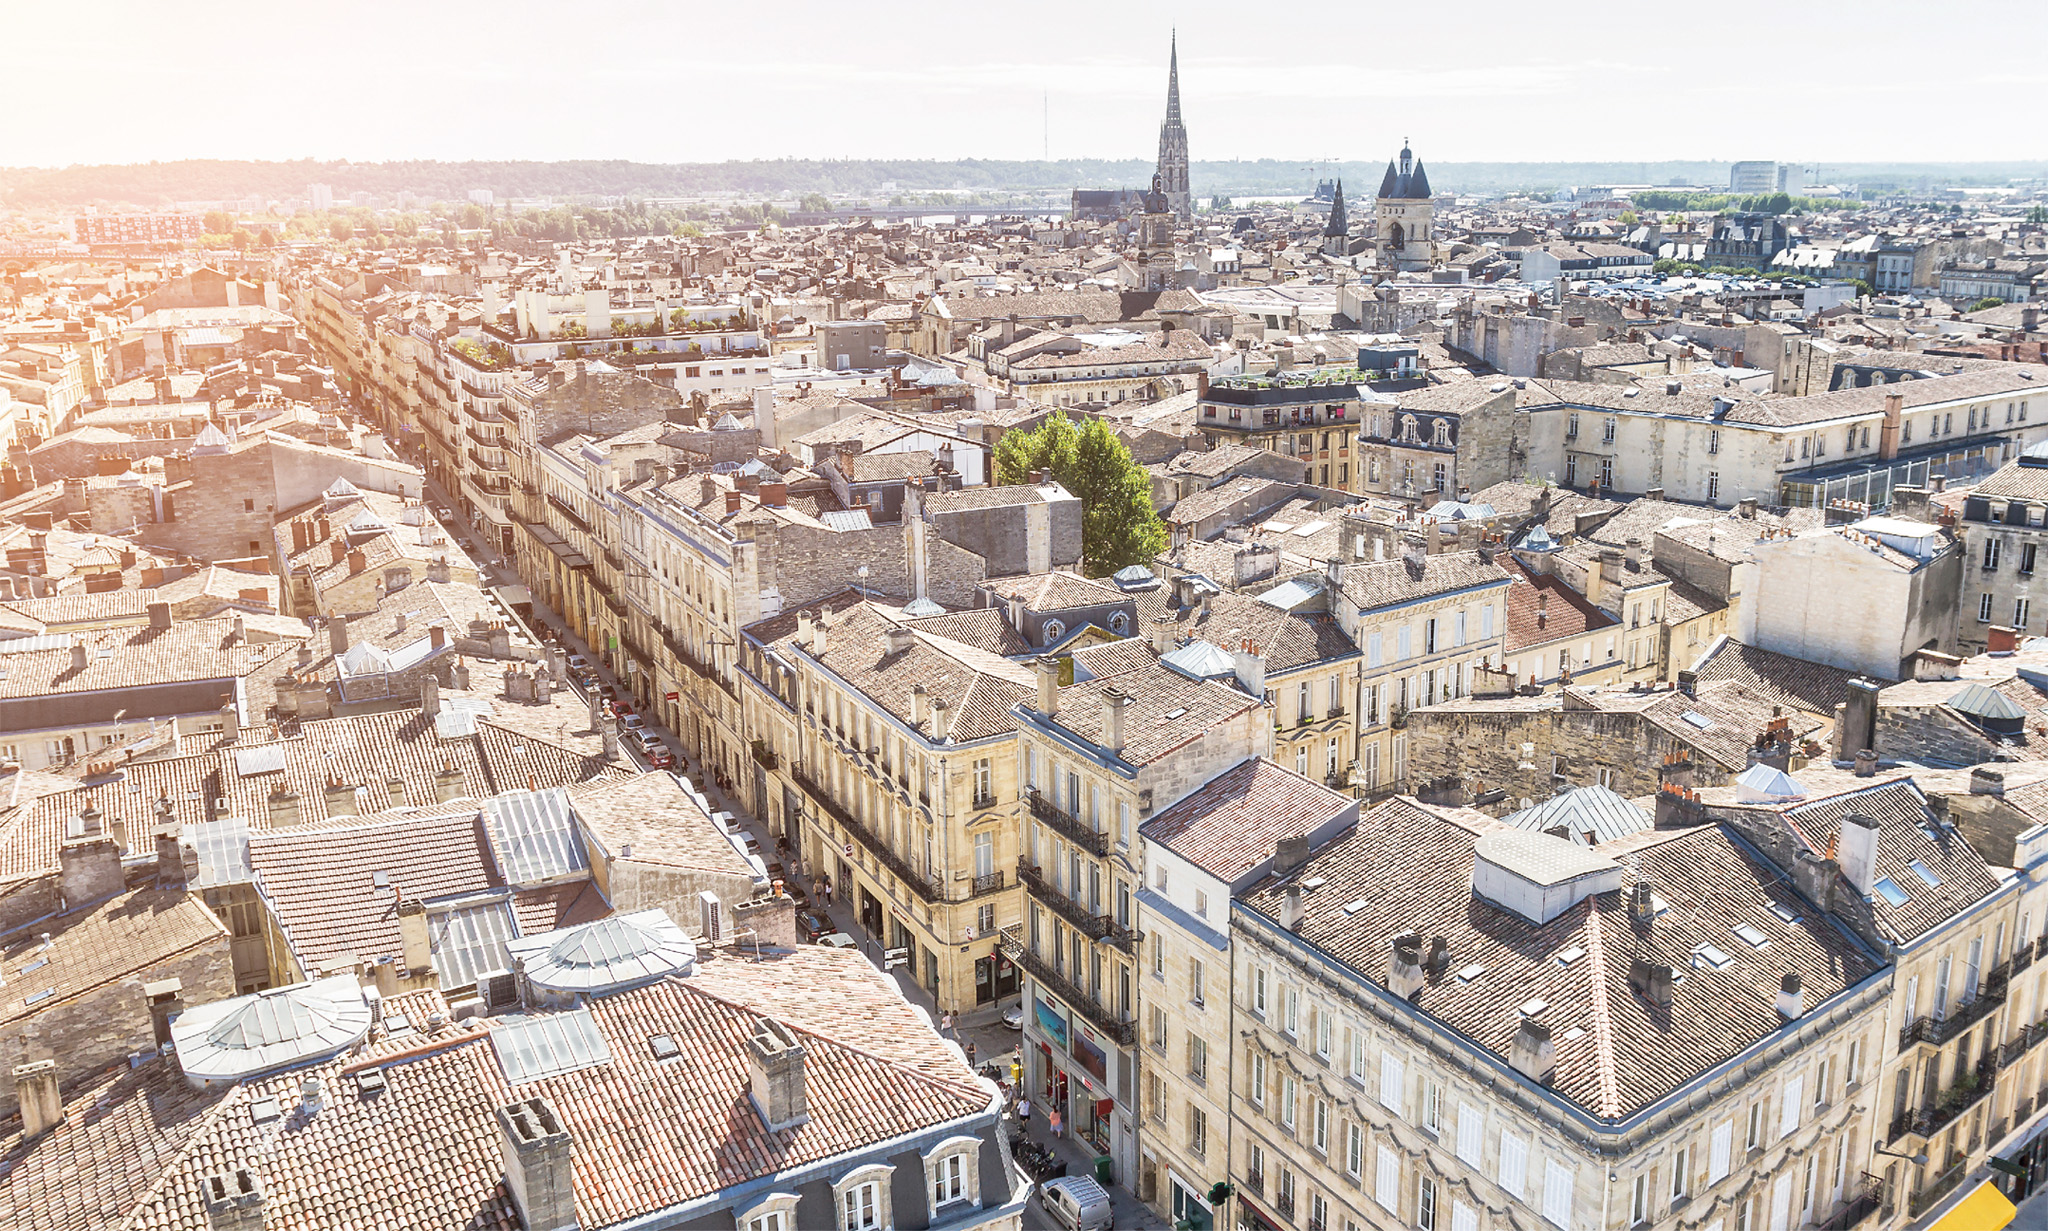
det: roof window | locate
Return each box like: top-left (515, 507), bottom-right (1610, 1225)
top-left (1691, 943), bottom-right (1735, 971)
top-left (1732, 923), bottom-right (1770, 950)
top-left (1455, 963), bottom-right (1486, 982)
top-left (1556, 946), bottom-right (1586, 967)
top-left (1873, 877), bottom-right (1911, 907)
top-left (1908, 860), bottom-right (1942, 889)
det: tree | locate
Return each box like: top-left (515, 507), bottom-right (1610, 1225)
top-left (994, 414), bottom-right (1166, 577)
top-left (255, 227), bottom-right (277, 249)
top-left (1617, 210), bottom-right (1638, 227)
top-left (202, 210), bottom-right (233, 235)
top-left (1209, 193), bottom-right (1232, 211)
top-left (328, 218), bottom-right (353, 242)
top-left (1970, 297), bottom-right (2007, 313)
top-left (230, 227), bottom-right (252, 249)
top-left (2030, 206), bottom-right (2048, 225)
top-left (799, 192), bottom-right (831, 212)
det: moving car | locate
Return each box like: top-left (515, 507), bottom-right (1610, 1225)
top-left (1002, 1002), bottom-right (1025, 1030)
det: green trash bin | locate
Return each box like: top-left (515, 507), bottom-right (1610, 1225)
top-left (1093, 1155), bottom-right (1114, 1186)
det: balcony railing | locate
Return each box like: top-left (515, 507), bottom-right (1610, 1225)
top-left (1891, 1057), bottom-right (1998, 1143)
top-left (1026, 788), bottom-right (1109, 856)
top-left (466, 447), bottom-right (510, 474)
top-left (969, 870), bottom-right (1006, 898)
top-left (997, 926), bottom-right (1135, 1047)
top-left (1242, 1169), bottom-right (1263, 1197)
top-left (1018, 861), bottom-right (1115, 941)
top-left (1275, 1190), bottom-right (1295, 1220)
top-left (1900, 976), bottom-right (2006, 1050)
top-left (1908, 1160), bottom-right (1969, 1219)
top-left (749, 739), bottom-right (780, 771)
top-left (1816, 1178), bottom-right (1883, 1231)
top-left (792, 764), bottom-right (944, 905)
top-left (1999, 1018), bottom-right (2048, 1068)
top-left (661, 624), bottom-right (737, 700)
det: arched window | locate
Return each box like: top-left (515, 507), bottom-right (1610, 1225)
top-left (1109, 611), bottom-right (1131, 636)
top-left (1042, 619), bottom-right (1066, 645)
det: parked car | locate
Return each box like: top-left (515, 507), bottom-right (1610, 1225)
top-left (566, 654), bottom-right (591, 674)
top-left (779, 881), bottom-right (811, 911)
top-left (818, 932), bottom-right (858, 950)
top-left (1002, 1003), bottom-right (1024, 1030)
top-left (620, 712), bottom-right (646, 732)
top-left (797, 911), bottom-right (835, 943)
top-left (1039, 1176), bottom-right (1113, 1231)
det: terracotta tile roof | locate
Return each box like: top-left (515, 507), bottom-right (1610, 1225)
top-left (0, 886), bottom-right (228, 1030)
top-left (1775, 779), bottom-right (2005, 944)
top-left (1041, 661), bottom-right (1258, 766)
top-left (0, 617), bottom-right (301, 700)
top-left (977, 570), bottom-right (1121, 611)
top-left (565, 773), bottom-right (757, 878)
top-left (0, 1058), bottom-right (221, 1231)
top-left (896, 607), bottom-right (1029, 658)
top-left (795, 602), bottom-right (1035, 743)
top-left (1245, 798), bottom-right (1881, 1119)
top-left (1336, 549), bottom-right (1511, 612)
top-left (1141, 757), bottom-right (1355, 883)
top-left (92, 947), bottom-right (993, 1230)
top-left (1689, 640), bottom-right (1858, 718)
top-left (1134, 586), bottom-right (1359, 676)
top-left (1498, 556), bottom-right (1617, 653)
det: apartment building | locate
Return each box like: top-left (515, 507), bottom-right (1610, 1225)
top-left (1008, 654), bottom-right (1272, 1186)
top-left (1136, 758), bottom-right (1358, 1229)
top-left (1197, 371), bottom-right (1387, 494)
top-left (1951, 446), bottom-right (2048, 654)
top-left (1227, 796), bottom-right (1892, 1231)
top-left (748, 599), bottom-right (1030, 1013)
top-left (1328, 543), bottom-right (1512, 796)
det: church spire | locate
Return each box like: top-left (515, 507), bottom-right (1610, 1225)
top-left (1324, 179), bottom-right (1347, 238)
top-left (1164, 31), bottom-right (1182, 126)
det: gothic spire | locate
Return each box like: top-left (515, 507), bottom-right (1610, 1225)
top-left (1324, 179), bottom-right (1347, 237)
top-left (1164, 30), bottom-right (1182, 126)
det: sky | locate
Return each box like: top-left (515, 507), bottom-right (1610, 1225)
top-left (7, 0), bottom-right (2043, 169)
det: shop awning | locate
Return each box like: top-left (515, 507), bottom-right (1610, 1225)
top-left (1927, 1179), bottom-right (2017, 1231)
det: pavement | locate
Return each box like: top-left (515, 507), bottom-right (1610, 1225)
top-left (423, 476), bottom-right (1171, 1229)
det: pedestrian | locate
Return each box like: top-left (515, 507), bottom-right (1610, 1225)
top-left (940, 1010), bottom-right (954, 1038)
top-left (1017, 1096), bottom-right (1031, 1125)
top-left (1049, 1107), bottom-right (1063, 1139)
top-left (965, 1039), bottom-right (977, 1067)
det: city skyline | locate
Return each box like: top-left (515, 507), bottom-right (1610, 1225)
top-left (8, 0), bottom-right (2045, 170)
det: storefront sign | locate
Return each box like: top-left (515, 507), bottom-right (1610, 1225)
top-left (1033, 997), bottom-right (1069, 1051)
top-left (1070, 1028), bottom-right (1108, 1084)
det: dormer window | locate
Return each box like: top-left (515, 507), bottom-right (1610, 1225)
top-left (737, 1192), bottom-right (801, 1231)
top-left (833, 1165), bottom-right (893, 1231)
top-left (926, 1134), bottom-right (983, 1211)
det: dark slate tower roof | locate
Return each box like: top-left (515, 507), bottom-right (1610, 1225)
top-left (1378, 141), bottom-right (1433, 201)
top-left (1323, 179), bottom-right (1348, 237)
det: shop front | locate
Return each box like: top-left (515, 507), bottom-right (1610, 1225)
top-left (974, 950), bottom-right (1020, 1004)
top-left (1018, 989), bottom-right (1135, 1186)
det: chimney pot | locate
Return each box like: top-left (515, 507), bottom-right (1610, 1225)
top-left (1388, 931), bottom-right (1425, 999)
top-left (1509, 1018), bottom-right (1555, 1083)
top-left (1775, 971), bottom-right (1806, 1020)
top-left (1035, 657), bottom-right (1061, 716)
top-left (13, 1060), bottom-right (62, 1139)
top-left (200, 1167), bottom-right (266, 1231)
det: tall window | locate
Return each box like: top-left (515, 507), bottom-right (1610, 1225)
top-left (1190, 958), bottom-right (1205, 1005)
top-left (973, 831), bottom-right (994, 880)
top-left (972, 758), bottom-right (992, 803)
top-left (842, 1182), bottom-right (879, 1231)
top-left (1419, 1177), bottom-right (1439, 1231)
top-left (1498, 1132), bottom-right (1528, 1198)
top-left (1985, 538), bottom-right (2003, 569)
top-left (933, 1155), bottom-right (965, 1207)
top-left (1250, 1052), bottom-right (1267, 1106)
top-left (1543, 1160), bottom-right (1574, 1228)
top-left (1347, 1122), bottom-right (1364, 1176)
top-left (1281, 1076), bottom-right (1298, 1129)
top-left (1189, 1105), bottom-right (1207, 1154)
top-left (1252, 966), bottom-right (1267, 1014)
top-left (1313, 1098), bottom-right (1330, 1153)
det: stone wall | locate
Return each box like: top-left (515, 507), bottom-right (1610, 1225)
top-left (1405, 704), bottom-right (1739, 806)
top-left (1875, 703), bottom-right (1997, 768)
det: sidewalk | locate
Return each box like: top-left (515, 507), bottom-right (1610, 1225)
top-left (1010, 1110), bottom-right (1171, 1230)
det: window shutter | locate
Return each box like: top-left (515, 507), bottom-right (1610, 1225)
top-left (1457, 1103), bottom-right (1482, 1165)
top-left (1379, 1049), bottom-right (1404, 1112)
top-left (1543, 1160), bottom-right (1574, 1228)
top-left (1499, 1131), bottom-right (1529, 1197)
top-left (1376, 1144), bottom-right (1400, 1212)
top-left (1452, 1201), bottom-right (1479, 1231)
top-left (1778, 1077), bottom-right (1802, 1139)
top-left (1709, 1120), bottom-right (1733, 1183)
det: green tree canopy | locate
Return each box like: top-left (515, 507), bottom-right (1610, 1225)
top-left (202, 209), bottom-right (233, 234)
top-left (1970, 297), bottom-right (2007, 313)
top-left (993, 413), bottom-right (1166, 577)
top-left (799, 192), bottom-right (831, 212)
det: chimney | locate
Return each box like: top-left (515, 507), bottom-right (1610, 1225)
top-left (931, 698), bottom-right (953, 742)
top-left (1278, 884), bottom-right (1305, 931)
top-left (13, 1060), bottom-right (62, 1139)
top-left (148, 601), bottom-right (173, 630)
top-left (220, 697), bottom-right (241, 741)
top-left (200, 1167), bottom-right (267, 1231)
top-left (1101, 687), bottom-right (1132, 755)
top-left (1775, 972), bottom-right (1805, 1021)
top-left (1971, 767), bottom-right (2006, 797)
top-left (1629, 956), bottom-right (1676, 1007)
top-left (1843, 679), bottom-right (1881, 761)
top-left (1274, 834), bottom-right (1310, 876)
top-left (323, 776), bottom-right (357, 817)
top-left (1630, 878), bottom-right (1656, 927)
top-left (809, 611), bottom-right (827, 656)
top-left (433, 760), bottom-right (466, 804)
top-left (1837, 814), bottom-right (1880, 895)
top-left (59, 832), bottom-right (123, 908)
top-left (724, 490), bottom-right (742, 515)
top-left (1880, 391), bottom-right (1903, 460)
top-left (146, 977), bottom-right (185, 1045)
top-left (347, 549), bottom-right (367, 574)
top-left (398, 897), bottom-right (432, 975)
top-left (266, 783), bottom-right (303, 827)
top-left (1624, 537), bottom-right (1644, 569)
top-left (420, 673), bottom-right (442, 717)
top-left (1035, 657), bottom-right (1060, 715)
top-left (910, 683), bottom-right (929, 728)
top-left (1401, 533), bottom-right (1427, 573)
top-left (885, 626), bottom-right (913, 656)
top-left (1737, 497), bottom-right (1757, 519)
top-left (497, 1096), bottom-right (579, 1231)
top-left (1150, 613), bottom-right (1176, 654)
top-left (330, 617), bottom-right (350, 656)
top-left (1987, 625), bottom-right (2020, 654)
top-left (1509, 1018), bottom-right (1555, 1083)
top-left (69, 642), bottom-right (87, 673)
top-left (1793, 850), bottom-right (1838, 912)
top-left (1387, 931), bottom-right (1425, 1000)
top-left (1853, 747), bottom-right (1878, 778)
top-left (746, 1018), bottom-right (811, 1131)
top-left (1643, 487), bottom-right (1664, 502)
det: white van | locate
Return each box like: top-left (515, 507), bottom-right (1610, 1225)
top-left (1039, 1175), bottom-right (1113, 1231)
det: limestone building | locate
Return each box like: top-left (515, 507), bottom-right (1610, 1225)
top-left (1375, 143), bottom-right (1436, 273)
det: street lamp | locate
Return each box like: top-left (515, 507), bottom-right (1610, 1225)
top-left (1873, 1146), bottom-right (1929, 1166)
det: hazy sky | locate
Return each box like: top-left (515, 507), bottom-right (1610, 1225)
top-left (8, 0), bottom-right (2042, 168)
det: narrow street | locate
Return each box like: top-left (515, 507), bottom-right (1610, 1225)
top-left (420, 476), bottom-right (1170, 1228)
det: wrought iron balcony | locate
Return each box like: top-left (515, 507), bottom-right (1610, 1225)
top-left (659, 624), bottom-right (736, 700)
top-left (968, 870), bottom-right (1006, 898)
top-left (792, 764), bottom-right (944, 905)
top-left (1908, 1160), bottom-right (1968, 1219)
top-left (1900, 978), bottom-right (2006, 1050)
top-left (1815, 1179), bottom-right (1883, 1231)
top-left (997, 926), bottom-right (1135, 1047)
top-left (1017, 861), bottom-right (1115, 941)
top-left (1026, 788), bottom-right (1109, 856)
top-left (749, 739), bottom-right (779, 771)
top-left (1890, 1056), bottom-right (1997, 1143)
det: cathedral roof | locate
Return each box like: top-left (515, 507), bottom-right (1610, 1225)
top-left (1378, 145), bottom-right (1433, 201)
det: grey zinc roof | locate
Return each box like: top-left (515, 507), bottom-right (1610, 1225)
top-left (168, 974), bottom-right (374, 1082)
top-left (505, 908), bottom-right (698, 994)
top-left (1499, 786), bottom-right (1652, 845)
top-left (490, 1005), bottom-right (615, 1083)
top-left (484, 788), bottom-right (589, 885)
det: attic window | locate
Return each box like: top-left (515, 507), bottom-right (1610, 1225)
top-left (17, 956), bottom-right (48, 976)
top-left (1692, 942), bottom-right (1735, 971)
top-left (1519, 998), bottom-right (1549, 1017)
top-left (649, 1033), bottom-right (680, 1061)
top-left (1342, 898), bottom-right (1369, 915)
top-left (1561, 1027), bottom-right (1587, 1042)
top-left (249, 1096), bottom-right (282, 1123)
top-left (1163, 707), bottom-right (1188, 721)
top-left (1732, 923), bottom-right (1771, 950)
top-left (383, 1012), bottom-right (413, 1035)
top-left (1908, 860), bottom-right (1942, 889)
top-left (1767, 902), bottom-right (1802, 925)
top-left (1455, 963), bottom-right (1486, 983)
top-left (23, 986), bottom-right (54, 1006)
top-left (1556, 946), bottom-right (1586, 966)
top-left (1873, 877), bottom-right (1911, 907)
top-left (1681, 711), bottom-right (1714, 730)
top-left (372, 870), bottom-right (390, 890)
top-left (1300, 877), bottom-right (1326, 892)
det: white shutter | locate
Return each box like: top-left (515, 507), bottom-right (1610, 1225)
top-left (1482, 604), bottom-right (1495, 639)
top-left (1452, 1201), bottom-right (1479, 1231)
top-left (1542, 1160), bottom-right (1574, 1228)
top-left (1779, 1077), bottom-right (1802, 1139)
top-left (1769, 1173), bottom-right (1793, 1231)
top-left (1457, 1103), bottom-right (1482, 1165)
top-left (1379, 1049), bottom-right (1405, 1113)
top-left (1499, 1131), bottom-right (1529, 1198)
top-left (1709, 1120), bottom-right (1733, 1183)
top-left (1368, 631), bottom-right (1383, 666)
top-left (1376, 1144), bottom-right (1400, 1212)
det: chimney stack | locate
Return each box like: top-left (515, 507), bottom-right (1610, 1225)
top-left (147, 601), bottom-right (173, 630)
top-left (398, 897), bottom-right (432, 975)
top-left (1035, 657), bottom-right (1060, 716)
top-left (1509, 1018), bottom-right (1555, 1083)
top-left (931, 698), bottom-right (953, 742)
top-left (497, 1097), bottom-right (579, 1231)
top-left (1278, 884), bottom-right (1304, 931)
top-left (13, 1060), bottom-right (62, 1139)
top-left (330, 617), bottom-right (350, 656)
top-left (910, 683), bottom-right (929, 729)
top-left (200, 1167), bottom-right (267, 1231)
top-left (746, 1018), bottom-right (811, 1131)
top-left (1837, 813), bottom-right (1880, 896)
top-left (1150, 613), bottom-right (1176, 655)
top-left (1101, 687), bottom-right (1132, 755)
top-left (1971, 767), bottom-right (2006, 797)
top-left (1387, 931), bottom-right (1425, 1000)
top-left (1775, 972), bottom-right (1805, 1020)
top-left (885, 626), bottom-right (913, 656)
